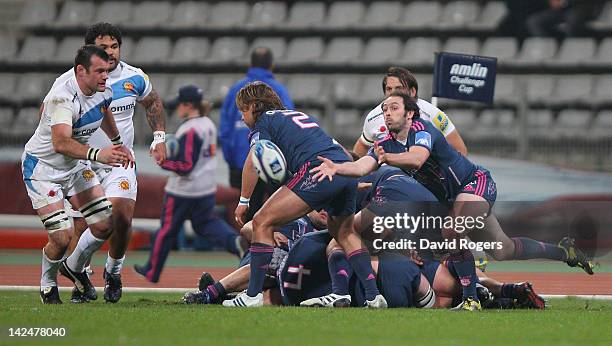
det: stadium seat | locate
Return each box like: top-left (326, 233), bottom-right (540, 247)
top-left (146, 74), bottom-right (172, 99)
top-left (362, 2), bottom-right (403, 28)
top-left (130, 37), bottom-right (172, 64)
top-left (284, 38), bottom-right (324, 63)
top-left (18, 37), bottom-right (56, 63)
top-left (525, 76), bottom-right (556, 104)
top-left (551, 38), bottom-right (596, 66)
top-left (472, 109), bottom-right (517, 138)
top-left (95, 2), bottom-right (133, 25)
top-left (469, 1), bottom-right (507, 29)
top-left (54, 37), bottom-right (83, 64)
top-left (19, 0), bottom-right (56, 27)
top-left (591, 111), bottom-right (612, 138)
top-left (481, 38), bottom-right (518, 63)
top-left (129, 1), bottom-right (172, 28)
top-left (445, 109), bottom-right (476, 130)
top-left (117, 37), bottom-right (135, 62)
top-left (322, 38), bottom-right (363, 64)
top-left (207, 37), bottom-right (248, 64)
top-left (0, 107), bottom-right (14, 128)
top-left (287, 75), bottom-right (325, 103)
top-left (168, 74), bottom-right (209, 101)
top-left (247, 2), bottom-right (287, 27)
top-left (332, 109), bottom-right (362, 135)
top-left (13, 107), bottom-right (40, 135)
top-left (400, 2), bottom-right (442, 28)
top-left (324, 2), bottom-right (365, 28)
top-left (514, 38), bottom-right (558, 65)
top-left (554, 110), bottom-right (592, 137)
top-left (54, 1), bottom-right (95, 27)
top-left (493, 75), bottom-right (519, 104)
top-left (285, 2), bottom-right (325, 28)
top-left (415, 74), bottom-right (433, 100)
top-left (207, 74), bottom-right (242, 101)
top-left (15, 74), bottom-right (54, 102)
top-left (399, 37), bottom-right (441, 66)
top-left (591, 38), bottom-right (612, 65)
top-left (438, 1), bottom-right (480, 29)
top-left (207, 2), bottom-right (250, 28)
top-left (593, 76), bottom-right (612, 105)
top-left (250, 38), bottom-right (287, 63)
top-left (0, 35), bottom-right (18, 62)
top-left (360, 76), bottom-right (384, 104)
top-left (170, 38), bottom-right (210, 64)
top-left (362, 38), bottom-right (402, 64)
top-left (589, 1), bottom-right (612, 29)
top-left (168, 1), bottom-right (209, 28)
top-left (331, 75), bottom-right (362, 102)
top-left (443, 38), bottom-right (480, 55)
top-left (549, 76), bottom-right (593, 105)
top-left (526, 109), bottom-right (554, 137)
top-left (0, 74), bottom-right (17, 102)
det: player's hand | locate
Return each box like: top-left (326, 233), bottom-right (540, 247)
top-left (150, 141), bottom-right (166, 165)
top-left (409, 250), bottom-right (424, 266)
top-left (273, 232), bottom-right (288, 247)
top-left (357, 182), bottom-right (372, 191)
top-left (374, 144), bottom-right (388, 165)
top-left (97, 145), bottom-right (130, 167)
top-left (235, 204), bottom-right (249, 228)
top-left (310, 156), bottom-right (337, 182)
top-left (117, 145), bottom-right (136, 169)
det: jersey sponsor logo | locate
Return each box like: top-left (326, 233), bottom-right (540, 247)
top-left (110, 102), bottom-right (136, 114)
top-left (415, 131), bottom-right (432, 149)
top-left (367, 112), bottom-right (383, 122)
top-left (433, 112), bottom-right (449, 132)
top-left (82, 169), bottom-right (95, 182)
top-left (119, 180), bottom-right (130, 190)
top-left (73, 127), bottom-right (97, 137)
top-left (449, 63), bottom-right (488, 78)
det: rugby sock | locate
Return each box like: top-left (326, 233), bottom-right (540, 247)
top-left (40, 248), bottom-right (61, 288)
top-left (206, 282), bottom-right (227, 303)
top-left (328, 250), bottom-right (352, 295)
top-left (448, 249), bottom-right (478, 301)
top-left (347, 248), bottom-right (379, 301)
top-left (105, 253), bottom-right (125, 275)
top-left (500, 283), bottom-right (519, 299)
top-left (512, 237), bottom-right (566, 261)
top-left (246, 242), bottom-right (274, 297)
top-left (66, 228), bottom-right (105, 273)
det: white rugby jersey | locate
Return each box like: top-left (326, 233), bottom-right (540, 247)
top-left (50, 61), bottom-right (152, 150)
top-left (25, 73), bottom-right (113, 170)
top-left (360, 98), bottom-right (457, 145)
top-left (163, 116), bottom-right (218, 197)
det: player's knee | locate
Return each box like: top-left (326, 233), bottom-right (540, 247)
top-left (40, 209), bottom-right (71, 235)
top-left (487, 247), bottom-right (513, 261)
top-left (79, 196), bottom-right (113, 227)
top-left (252, 212), bottom-right (274, 234)
top-left (47, 228), bottom-right (71, 251)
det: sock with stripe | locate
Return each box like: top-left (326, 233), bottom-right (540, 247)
top-left (205, 282), bottom-right (227, 303)
top-left (512, 237), bottom-right (566, 261)
top-left (347, 248), bottom-right (379, 301)
top-left (448, 249), bottom-right (478, 301)
top-left (328, 250), bottom-right (353, 295)
top-left (246, 242), bottom-right (274, 297)
top-left (500, 283), bottom-right (519, 299)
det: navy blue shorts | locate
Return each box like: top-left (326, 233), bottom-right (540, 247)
top-left (420, 260), bottom-right (441, 287)
top-left (286, 161), bottom-right (357, 217)
top-left (459, 167), bottom-right (497, 208)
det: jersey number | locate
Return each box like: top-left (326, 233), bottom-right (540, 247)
top-left (282, 265), bottom-right (311, 290)
top-left (281, 111), bottom-right (319, 129)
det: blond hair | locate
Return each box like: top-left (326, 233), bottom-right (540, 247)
top-left (235, 81), bottom-right (285, 120)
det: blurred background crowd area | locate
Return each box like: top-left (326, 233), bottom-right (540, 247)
top-left (1, 0), bottom-right (612, 170)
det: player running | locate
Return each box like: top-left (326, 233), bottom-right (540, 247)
top-left (223, 81), bottom-right (386, 308)
top-left (56, 23), bottom-right (166, 303)
top-left (22, 45), bottom-right (134, 304)
top-left (353, 67), bottom-right (467, 157)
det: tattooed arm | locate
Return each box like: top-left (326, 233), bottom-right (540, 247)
top-left (139, 88), bottom-right (167, 165)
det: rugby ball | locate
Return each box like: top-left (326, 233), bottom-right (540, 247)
top-left (165, 134), bottom-right (179, 160)
top-left (252, 139), bottom-right (287, 185)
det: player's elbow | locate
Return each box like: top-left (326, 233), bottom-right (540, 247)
top-left (51, 137), bottom-right (69, 155)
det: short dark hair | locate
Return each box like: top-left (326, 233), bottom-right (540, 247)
top-left (382, 67), bottom-right (419, 96)
top-left (84, 22), bottom-right (122, 46)
top-left (74, 45), bottom-right (109, 72)
top-left (250, 47), bottom-right (273, 70)
top-left (387, 91), bottom-right (420, 118)
top-left (236, 81), bottom-right (285, 120)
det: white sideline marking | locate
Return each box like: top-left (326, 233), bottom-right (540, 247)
top-left (1, 285), bottom-right (612, 300)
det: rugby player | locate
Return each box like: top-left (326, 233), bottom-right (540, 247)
top-left (223, 82), bottom-right (386, 308)
top-left (56, 23), bottom-right (166, 303)
top-left (22, 45), bottom-right (134, 304)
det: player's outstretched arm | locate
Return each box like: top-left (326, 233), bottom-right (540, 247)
top-left (139, 88), bottom-right (167, 164)
top-left (383, 146), bottom-right (430, 170)
top-left (235, 148), bottom-right (259, 227)
top-left (100, 107), bottom-right (135, 168)
top-left (51, 124), bottom-right (129, 167)
top-left (311, 155), bottom-right (377, 182)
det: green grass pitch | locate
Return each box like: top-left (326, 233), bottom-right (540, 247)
top-left (1, 291), bottom-right (611, 346)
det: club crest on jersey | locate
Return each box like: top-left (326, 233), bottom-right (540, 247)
top-left (123, 81), bottom-right (135, 92)
top-left (82, 170), bottom-right (95, 182)
top-left (119, 180), bottom-right (130, 190)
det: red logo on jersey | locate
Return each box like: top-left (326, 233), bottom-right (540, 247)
top-left (48, 190), bottom-right (56, 197)
top-left (379, 126), bottom-right (387, 133)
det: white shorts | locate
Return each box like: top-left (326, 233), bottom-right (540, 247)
top-left (21, 153), bottom-right (100, 210)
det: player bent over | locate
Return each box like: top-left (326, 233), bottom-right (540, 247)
top-left (224, 82), bottom-right (386, 308)
top-left (22, 45), bottom-right (134, 304)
